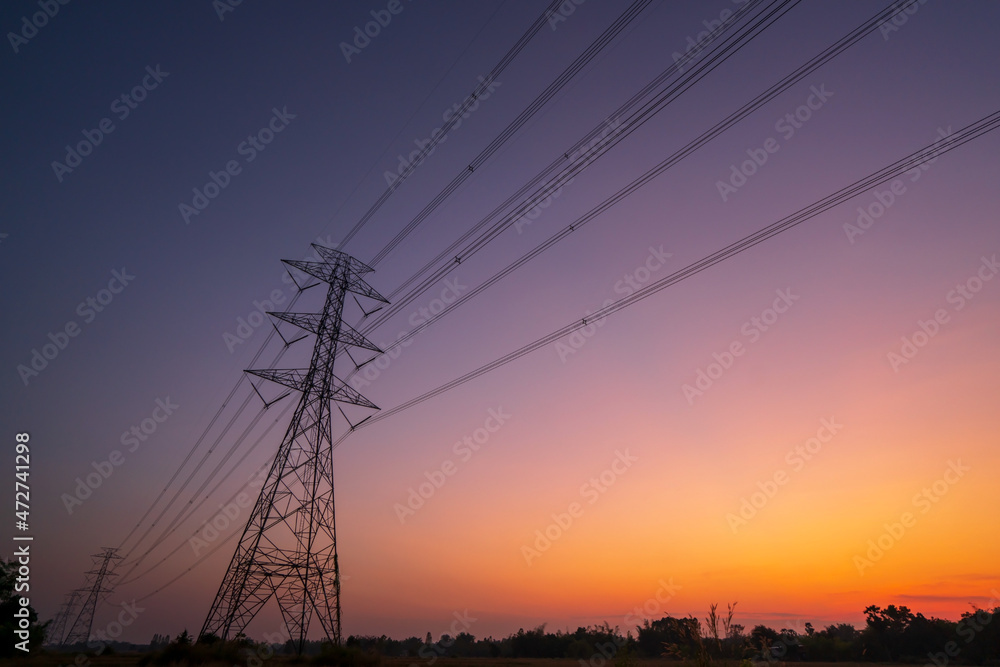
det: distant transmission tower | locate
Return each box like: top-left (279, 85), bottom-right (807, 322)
top-left (201, 244), bottom-right (388, 652)
top-left (45, 589), bottom-right (83, 646)
top-left (63, 548), bottom-right (123, 646)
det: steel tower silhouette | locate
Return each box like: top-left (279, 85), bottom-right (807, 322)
top-left (62, 548), bottom-right (122, 646)
top-left (46, 589), bottom-right (83, 646)
top-left (201, 244), bottom-right (387, 652)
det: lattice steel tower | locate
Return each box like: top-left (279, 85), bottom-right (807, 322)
top-left (201, 245), bottom-right (387, 652)
top-left (46, 589), bottom-right (83, 646)
top-left (62, 548), bottom-right (122, 646)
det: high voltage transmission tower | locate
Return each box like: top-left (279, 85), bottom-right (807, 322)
top-left (62, 548), bottom-right (122, 646)
top-left (201, 245), bottom-right (388, 653)
top-left (45, 589), bottom-right (83, 646)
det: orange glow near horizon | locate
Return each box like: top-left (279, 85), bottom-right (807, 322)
top-left (16, 1), bottom-right (1000, 644)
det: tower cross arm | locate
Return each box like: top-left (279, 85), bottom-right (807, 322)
top-left (246, 368), bottom-right (309, 393)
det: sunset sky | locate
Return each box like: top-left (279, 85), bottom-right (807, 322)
top-left (2, 0), bottom-right (999, 645)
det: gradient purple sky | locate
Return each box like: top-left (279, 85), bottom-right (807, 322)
top-left (2, 0), bottom-right (999, 645)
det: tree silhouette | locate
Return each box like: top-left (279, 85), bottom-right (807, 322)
top-left (863, 604), bottom-right (913, 661)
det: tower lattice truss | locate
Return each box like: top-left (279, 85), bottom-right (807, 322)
top-left (46, 589), bottom-right (83, 646)
top-left (201, 245), bottom-right (387, 651)
top-left (62, 548), bottom-right (122, 646)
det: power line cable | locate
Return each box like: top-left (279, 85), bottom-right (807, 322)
top-left (124, 107), bottom-right (1000, 607)
top-left (338, 0), bottom-right (570, 249)
top-left (350, 0), bottom-right (911, 368)
top-left (353, 109), bottom-right (1000, 429)
top-left (356, 0), bottom-right (798, 339)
